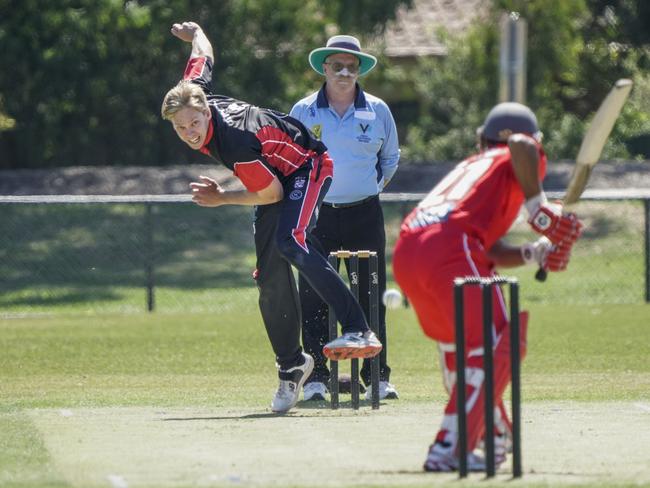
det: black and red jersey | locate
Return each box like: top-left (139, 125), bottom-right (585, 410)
top-left (182, 56), bottom-right (327, 192)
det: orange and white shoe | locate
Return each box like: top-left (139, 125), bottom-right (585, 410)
top-left (322, 331), bottom-right (382, 360)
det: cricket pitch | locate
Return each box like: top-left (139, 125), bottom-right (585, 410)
top-left (25, 401), bottom-right (650, 487)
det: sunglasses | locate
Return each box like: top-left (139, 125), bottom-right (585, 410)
top-left (324, 61), bottom-right (360, 74)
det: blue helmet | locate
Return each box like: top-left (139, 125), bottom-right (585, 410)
top-left (481, 102), bottom-right (541, 142)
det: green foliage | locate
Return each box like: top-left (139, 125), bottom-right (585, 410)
top-left (320, 0), bottom-right (413, 34)
top-left (0, 0), bottom-right (409, 168)
top-left (404, 0), bottom-right (650, 162)
top-left (1, 0), bottom-right (648, 167)
top-left (400, 25), bottom-right (499, 161)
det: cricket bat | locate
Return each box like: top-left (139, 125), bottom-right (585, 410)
top-left (536, 78), bottom-right (633, 282)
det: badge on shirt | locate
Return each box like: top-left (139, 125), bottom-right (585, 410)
top-left (310, 124), bottom-right (322, 139)
top-left (356, 122), bottom-right (373, 143)
top-left (355, 110), bottom-right (376, 120)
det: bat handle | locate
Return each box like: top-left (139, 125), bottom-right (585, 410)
top-left (535, 267), bottom-right (548, 282)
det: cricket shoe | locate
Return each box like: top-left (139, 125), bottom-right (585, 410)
top-left (423, 441), bottom-right (502, 472)
top-left (478, 431), bottom-right (512, 458)
top-left (303, 381), bottom-right (328, 401)
top-left (364, 381), bottom-right (399, 400)
top-left (478, 408), bottom-right (513, 455)
top-left (322, 330), bottom-right (382, 360)
top-left (271, 352), bottom-right (314, 413)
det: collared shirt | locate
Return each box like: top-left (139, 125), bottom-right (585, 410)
top-left (290, 84), bottom-right (400, 204)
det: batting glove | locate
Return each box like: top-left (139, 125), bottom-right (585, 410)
top-left (544, 242), bottom-right (572, 272)
top-left (527, 203), bottom-right (583, 245)
top-left (521, 237), bottom-right (573, 272)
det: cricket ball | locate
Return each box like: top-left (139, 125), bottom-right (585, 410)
top-left (382, 288), bottom-right (403, 309)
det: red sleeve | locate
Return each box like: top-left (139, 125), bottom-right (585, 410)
top-left (233, 160), bottom-right (276, 192)
top-left (183, 56), bottom-right (213, 93)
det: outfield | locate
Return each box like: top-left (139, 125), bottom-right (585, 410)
top-left (1, 300), bottom-right (649, 487)
top-left (1, 199), bottom-right (649, 486)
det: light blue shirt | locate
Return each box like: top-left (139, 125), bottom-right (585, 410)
top-left (290, 84), bottom-right (400, 204)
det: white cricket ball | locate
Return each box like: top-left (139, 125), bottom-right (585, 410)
top-left (382, 288), bottom-right (403, 309)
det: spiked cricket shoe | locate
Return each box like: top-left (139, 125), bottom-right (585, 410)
top-left (322, 330), bottom-right (382, 360)
top-left (365, 381), bottom-right (399, 400)
top-left (303, 381), bottom-right (328, 401)
top-left (271, 352), bottom-right (314, 413)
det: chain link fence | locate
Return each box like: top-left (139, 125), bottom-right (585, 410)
top-left (0, 193), bottom-right (648, 317)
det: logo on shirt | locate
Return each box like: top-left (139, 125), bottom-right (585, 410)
top-left (356, 134), bottom-right (372, 143)
top-left (289, 190), bottom-right (303, 200)
top-left (311, 124), bottom-right (322, 139)
top-left (294, 177), bottom-right (306, 189)
top-left (356, 122), bottom-right (372, 143)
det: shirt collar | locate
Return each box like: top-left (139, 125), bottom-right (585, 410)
top-left (316, 83), bottom-right (368, 110)
top-left (199, 117), bottom-right (214, 156)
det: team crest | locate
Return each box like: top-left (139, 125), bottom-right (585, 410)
top-left (294, 177), bottom-right (306, 189)
top-left (311, 124), bottom-right (322, 139)
top-left (355, 122), bottom-right (372, 143)
top-left (532, 212), bottom-right (551, 230)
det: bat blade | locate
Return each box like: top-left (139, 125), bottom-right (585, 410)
top-left (563, 78), bottom-right (633, 205)
top-left (536, 78), bottom-right (632, 282)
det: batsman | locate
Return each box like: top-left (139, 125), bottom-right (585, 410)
top-left (392, 102), bottom-right (583, 471)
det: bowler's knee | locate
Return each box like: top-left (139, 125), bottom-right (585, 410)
top-left (275, 233), bottom-right (307, 266)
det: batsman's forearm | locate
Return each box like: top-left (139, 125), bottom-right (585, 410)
top-left (192, 29), bottom-right (214, 61)
top-left (486, 240), bottom-right (525, 268)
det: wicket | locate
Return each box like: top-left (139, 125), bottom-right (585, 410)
top-left (453, 276), bottom-right (522, 478)
top-left (328, 250), bottom-right (381, 410)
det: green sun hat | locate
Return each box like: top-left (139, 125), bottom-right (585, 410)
top-left (309, 35), bottom-right (377, 76)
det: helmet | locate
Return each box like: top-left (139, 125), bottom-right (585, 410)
top-left (481, 102), bottom-right (541, 142)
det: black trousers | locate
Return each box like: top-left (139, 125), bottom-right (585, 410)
top-left (298, 195), bottom-right (391, 386)
top-left (253, 161), bottom-right (369, 370)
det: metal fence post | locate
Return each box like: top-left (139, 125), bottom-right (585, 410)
top-left (145, 202), bottom-right (155, 312)
top-left (645, 199), bottom-right (650, 303)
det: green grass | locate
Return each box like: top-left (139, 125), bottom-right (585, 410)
top-left (1, 199), bottom-right (649, 486)
top-left (1, 298), bottom-right (649, 486)
top-left (5, 303), bottom-right (647, 410)
top-left (0, 200), bottom-right (647, 315)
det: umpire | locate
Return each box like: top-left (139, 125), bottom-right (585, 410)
top-left (290, 35), bottom-right (400, 401)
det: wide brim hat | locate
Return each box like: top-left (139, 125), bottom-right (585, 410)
top-left (309, 35), bottom-right (377, 76)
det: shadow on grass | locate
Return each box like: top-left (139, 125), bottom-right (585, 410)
top-left (160, 411), bottom-right (344, 420)
top-left (0, 289), bottom-right (120, 307)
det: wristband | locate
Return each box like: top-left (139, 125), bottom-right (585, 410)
top-left (524, 193), bottom-right (548, 218)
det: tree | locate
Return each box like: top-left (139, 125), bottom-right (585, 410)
top-left (402, 0), bottom-right (649, 162)
top-left (0, 0), bottom-right (410, 168)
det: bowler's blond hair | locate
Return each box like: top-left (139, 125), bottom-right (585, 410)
top-left (161, 81), bottom-right (209, 120)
